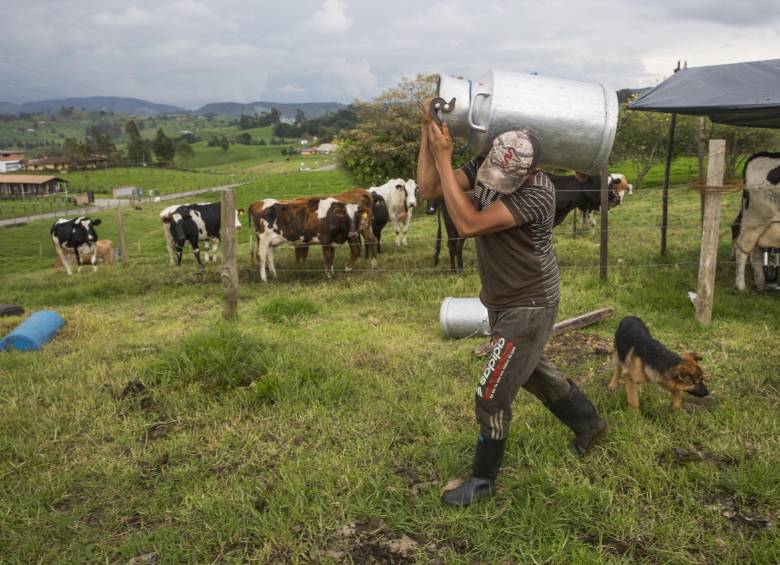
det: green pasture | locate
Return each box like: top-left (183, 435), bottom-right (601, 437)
top-left (61, 167), bottom-right (247, 195)
top-left (1, 168), bottom-right (778, 563)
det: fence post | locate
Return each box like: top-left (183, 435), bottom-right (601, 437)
top-left (115, 206), bottom-right (129, 264)
top-left (694, 139), bottom-right (725, 325)
top-left (599, 166), bottom-right (609, 281)
top-left (220, 189), bottom-right (238, 319)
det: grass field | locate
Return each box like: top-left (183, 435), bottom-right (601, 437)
top-left (61, 167), bottom-right (249, 195)
top-left (1, 168), bottom-right (778, 563)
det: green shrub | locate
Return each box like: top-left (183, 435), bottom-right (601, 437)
top-left (257, 297), bottom-right (319, 324)
top-left (147, 324), bottom-right (271, 389)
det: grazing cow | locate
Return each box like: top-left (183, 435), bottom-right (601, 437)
top-left (51, 217), bottom-right (102, 275)
top-left (369, 178), bottom-right (417, 246)
top-left (54, 239), bottom-right (114, 268)
top-left (732, 152), bottom-right (780, 291)
top-left (160, 202), bottom-right (243, 267)
top-left (576, 174), bottom-right (632, 233)
top-left (249, 196), bottom-right (376, 282)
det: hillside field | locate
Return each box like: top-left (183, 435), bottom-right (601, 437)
top-left (1, 169), bottom-right (778, 563)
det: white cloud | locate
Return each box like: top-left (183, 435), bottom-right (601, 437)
top-left (300, 0), bottom-right (351, 34)
top-left (0, 0), bottom-right (777, 107)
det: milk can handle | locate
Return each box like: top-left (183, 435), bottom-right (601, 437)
top-left (467, 92), bottom-right (490, 133)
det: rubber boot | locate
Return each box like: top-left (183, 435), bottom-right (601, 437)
top-left (546, 379), bottom-right (607, 456)
top-left (442, 435), bottom-right (505, 507)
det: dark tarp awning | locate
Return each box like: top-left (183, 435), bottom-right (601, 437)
top-left (627, 59), bottom-right (780, 128)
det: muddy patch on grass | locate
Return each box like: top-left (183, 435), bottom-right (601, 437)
top-left (308, 518), bottom-right (462, 564)
top-left (657, 446), bottom-right (743, 469)
top-left (393, 465), bottom-right (440, 496)
top-left (114, 380), bottom-right (157, 412)
top-left (544, 332), bottom-right (613, 368)
top-left (583, 533), bottom-right (658, 562)
top-left (707, 488), bottom-right (774, 530)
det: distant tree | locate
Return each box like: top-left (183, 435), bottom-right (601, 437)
top-left (62, 137), bottom-right (87, 160)
top-left (258, 138), bottom-right (267, 146)
top-left (207, 134), bottom-right (230, 151)
top-left (294, 109), bottom-right (306, 126)
top-left (235, 132), bottom-right (253, 145)
top-left (152, 128), bottom-right (175, 164)
top-left (174, 140), bottom-right (195, 165)
top-left (126, 120), bottom-right (147, 165)
top-left (273, 122), bottom-right (302, 138)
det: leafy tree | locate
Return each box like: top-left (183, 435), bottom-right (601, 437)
top-left (338, 74), bottom-right (465, 185)
top-left (610, 103), bottom-right (671, 191)
top-left (294, 109), bottom-right (306, 126)
top-left (235, 132), bottom-right (253, 145)
top-left (152, 128), bottom-right (175, 164)
top-left (708, 123), bottom-right (780, 179)
top-left (174, 140), bottom-right (195, 165)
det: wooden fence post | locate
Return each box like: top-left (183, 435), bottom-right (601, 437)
top-left (115, 206), bottom-right (129, 264)
top-left (694, 139), bottom-right (725, 325)
top-left (599, 166), bottom-right (609, 280)
top-left (220, 190), bottom-right (238, 319)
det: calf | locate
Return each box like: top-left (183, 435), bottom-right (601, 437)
top-left (369, 178), bottom-right (417, 246)
top-left (54, 239), bottom-right (114, 268)
top-left (160, 202), bottom-right (243, 267)
top-left (733, 152), bottom-right (780, 291)
top-left (249, 196), bottom-right (375, 282)
top-left (51, 217), bottom-right (102, 275)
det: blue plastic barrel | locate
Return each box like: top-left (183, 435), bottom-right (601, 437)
top-left (0, 310), bottom-right (65, 352)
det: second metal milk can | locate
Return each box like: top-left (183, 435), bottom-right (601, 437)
top-left (436, 70), bottom-right (619, 173)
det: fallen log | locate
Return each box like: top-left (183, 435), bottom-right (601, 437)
top-left (552, 307), bottom-right (614, 337)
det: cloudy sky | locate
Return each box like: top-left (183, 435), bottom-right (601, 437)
top-left (1, 0), bottom-right (778, 108)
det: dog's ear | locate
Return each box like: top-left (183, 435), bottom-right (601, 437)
top-left (688, 351), bottom-right (703, 362)
top-left (670, 365), bottom-right (696, 384)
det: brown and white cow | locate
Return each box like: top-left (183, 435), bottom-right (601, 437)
top-left (292, 189), bottom-right (380, 264)
top-left (249, 196), bottom-right (376, 282)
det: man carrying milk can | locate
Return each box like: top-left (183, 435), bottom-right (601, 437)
top-left (417, 102), bottom-right (607, 507)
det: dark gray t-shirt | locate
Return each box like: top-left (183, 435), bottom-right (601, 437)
top-left (460, 156), bottom-right (560, 309)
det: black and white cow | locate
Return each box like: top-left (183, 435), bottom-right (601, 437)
top-left (366, 191), bottom-right (390, 256)
top-left (161, 202), bottom-right (243, 268)
top-left (549, 172), bottom-right (621, 227)
top-left (732, 152), bottom-right (780, 291)
top-left (369, 178), bottom-right (417, 246)
top-left (51, 216), bottom-right (102, 275)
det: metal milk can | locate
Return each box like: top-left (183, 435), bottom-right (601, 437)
top-left (436, 70), bottom-right (619, 173)
top-left (439, 297), bottom-right (490, 338)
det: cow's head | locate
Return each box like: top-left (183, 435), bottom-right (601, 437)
top-left (403, 179), bottom-right (418, 209)
top-left (609, 174), bottom-right (631, 205)
top-left (168, 209), bottom-right (193, 249)
top-left (74, 217), bottom-right (101, 245)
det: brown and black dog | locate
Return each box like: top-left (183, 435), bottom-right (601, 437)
top-left (609, 316), bottom-right (709, 410)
